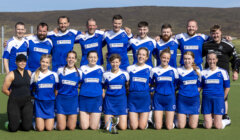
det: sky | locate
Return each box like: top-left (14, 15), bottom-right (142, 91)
top-left (0, 0), bottom-right (240, 12)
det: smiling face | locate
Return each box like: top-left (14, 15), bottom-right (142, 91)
top-left (58, 17), bottom-right (70, 33)
top-left (138, 26), bottom-right (149, 39)
top-left (187, 21), bottom-right (198, 36)
top-left (40, 57), bottom-right (51, 71)
top-left (207, 53), bottom-right (218, 70)
top-left (37, 25), bottom-right (48, 40)
top-left (87, 20), bottom-right (97, 35)
top-left (112, 19), bottom-right (122, 32)
top-left (160, 52), bottom-right (171, 67)
top-left (161, 28), bottom-right (172, 42)
top-left (183, 54), bottom-right (194, 69)
top-left (15, 24), bottom-right (26, 39)
top-left (87, 52), bottom-right (98, 66)
top-left (16, 60), bottom-right (27, 70)
top-left (137, 48), bottom-right (148, 65)
top-left (211, 29), bottom-right (222, 44)
top-left (66, 52), bottom-right (77, 68)
top-left (110, 58), bottom-right (121, 72)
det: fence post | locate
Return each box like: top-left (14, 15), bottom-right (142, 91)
top-left (31, 25), bottom-right (34, 34)
top-left (1, 26), bottom-right (4, 74)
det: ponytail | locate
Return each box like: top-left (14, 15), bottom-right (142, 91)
top-left (192, 62), bottom-right (200, 76)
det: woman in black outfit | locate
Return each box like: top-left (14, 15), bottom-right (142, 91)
top-left (2, 54), bottom-right (33, 132)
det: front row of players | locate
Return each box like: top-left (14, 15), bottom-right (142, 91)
top-left (2, 47), bottom-right (230, 132)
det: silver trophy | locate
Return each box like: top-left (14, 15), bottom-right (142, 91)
top-left (106, 116), bottom-right (119, 134)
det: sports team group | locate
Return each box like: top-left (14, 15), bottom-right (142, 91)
top-left (2, 14), bottom-right (240, 132)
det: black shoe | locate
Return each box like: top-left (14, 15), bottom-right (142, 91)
top-left (223, 114), bottom-right (230, 120)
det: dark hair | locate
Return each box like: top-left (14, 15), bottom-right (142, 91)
top-left (37, 22), bottom-right (48, 31)
top-left (207, 51), bottom-right (218, 59)
top-left (86, 18), bottom-right (96, 26)
top-left (112, 14), bottom-right (123, 21)
top-left (87, 50), bottom-right (98, 58)
top-left (160, 47), bottom-right (171, 58)
top-left (137, 47), bottom-right (149, 58)
top-left (138, 21), bottom-right (148, 28)
top-left (210, 24), bottom-right (221, 33)
top-left (161, 24), bottom-right (172, 31)
top-left (58, 16), bottom-right (70, 24)
top-left (183, 51), bottom-right (200, 76)
top-left (15, 22), bottom-right (25, 28)
top-left (16, 54), bottom-right (27, 62)
top-left (63, 51), bottom-right (79, 77)
top-left (187, 19), bottom-right (198, 27)
top-left (109, 54), bottom-right (121, 62)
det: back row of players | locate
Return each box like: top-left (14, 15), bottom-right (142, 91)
top-left (2, 15), bottom-right (239, 131)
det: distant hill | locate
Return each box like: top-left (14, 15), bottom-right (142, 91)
top-left (0, 6), bottom-right (240, 38)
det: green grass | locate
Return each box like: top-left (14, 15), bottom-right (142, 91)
top-left (0, 39), bottom-right (240, 140)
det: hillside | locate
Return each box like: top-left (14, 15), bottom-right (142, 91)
top-left (0, 6), bottom-right (240, 38)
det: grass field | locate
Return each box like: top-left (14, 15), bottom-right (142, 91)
top-left (0, 40), bottom-right (240, 140)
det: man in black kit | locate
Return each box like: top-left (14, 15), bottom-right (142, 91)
top-left (202, 24), bottom-right (239, 123)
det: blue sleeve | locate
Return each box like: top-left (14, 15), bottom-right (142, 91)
top-left (223, 79), bottom-right (230, 88)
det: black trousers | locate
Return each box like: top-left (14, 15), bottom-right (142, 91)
top-left (7, 96), bottom-right (33, 132)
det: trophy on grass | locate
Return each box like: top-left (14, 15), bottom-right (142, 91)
top-left (106, 116), bottom-right (119, 134)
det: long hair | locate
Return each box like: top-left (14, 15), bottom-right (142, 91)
top-left (34, 54), bottom-right (52, 82)
top-left (183, 51), bottom-right (200, 76)
top-left (63, 51), bottom-right (79, 77)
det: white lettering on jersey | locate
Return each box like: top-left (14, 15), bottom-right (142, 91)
top-left (109, 43), bottom-right (123, 48)
top-left (132, 77), bottom-right (147, 83)
top-left (57, 40), bottom-right (71, 44)
top-left (184, 45), bottom-right (199, 50)
top-left (205, 79), bottom-right (220, 84)
top-left (84, 78), bottom-right (99, 83)
top-left (109, 85), bottom-right (123, 90)
top-left (157, 77), bottom-right (172, 81)
top-left (84, 43), bottom-right (98, 49)
top-left (38, 84), bottom-right (53, 88)
top-left (183, 80), bottom-right (197, 85)
top-left (62, 80), bottom-right (77, 86)
top-left (16, 52), bottom-right (27, 56)
top-left (34, 47), bottom-right (49, 53)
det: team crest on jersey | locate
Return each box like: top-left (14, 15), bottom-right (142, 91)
top-left (173, 105), bottom-right (176, 110)
top-left (96, 34), bottom-right (98, 37)
top-left (68, 32), bottom-right (73, 36)
top-left (197, 36), bottom-right (201, 40)
top-left (171, 42), bottom-right (175, 45)
top-left (148, 42), bottom-right (152, 46)
top-left (121, 33), bottom-right (125, 37)
top-left (217, 73), bottom-right (221, 77)
top-left (120, 75), bottom-right (125, 80)
top-left (146, 69), bottom-right (149, 73)
top-left (99, 106), bottom-right (102, 111)
top-left (50, 75), bottom-right (54, 80)
top-left (170, 71), bottom-right (173, 76)
top-left (98, 69), bottom-right (102, 74)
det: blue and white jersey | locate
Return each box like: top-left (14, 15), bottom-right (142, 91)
top-left (103, 69), bottom-right (129, 96)
top-left (177, 66), bottom-right (201, 97)
top-left (75, 30), bottom-right (104, 66)
top-left (128, 36), bottom-right (156, 67)
top-left (154, 38), bottom-right (179, 68)
top-left (27, 35), bottom-right (53, 72)
top-left (103, 29), bottom-right (132, 70)
top-left (57, 67), bottom-right (82, 96)
top-left (30, 70), bottom-right (58, 100)
top-left (3, 36), bottom-right (28, 71)
top-left (175, 33), bottom-right (209, 66)
top-left (201, 67), bottom-right (230, 97)
top-left (127, 64), bottom-right (152, 93)
top-left (79, 65), bottom-right (104, 97)
top-left (151, 65), bottom-right (178, 95)
top-left (47, 29), bottom-right (81, 71)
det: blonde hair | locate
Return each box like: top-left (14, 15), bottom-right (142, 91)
top-left (34, 54), bottom-right (52, 82)
top-left (183, 51), bottom-right (200, 76)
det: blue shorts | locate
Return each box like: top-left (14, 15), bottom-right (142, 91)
top-left (56, 94), bottom-right (78, 115)
top-left (176, 94), bottom-right (200, 115)
top-left (34, 99), bottom-right (55, 119)
top-left (152, 93), bottom-right (176, 111)
top-left (103, 94), bottom-right (127, 115)
top-left (201, 95), bottom-right (225, 115)
top-left (79, 95), bottom-right (103, 113)
top-left (128, 92), bottom-right (151, 113)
